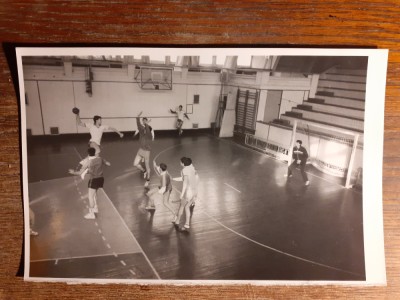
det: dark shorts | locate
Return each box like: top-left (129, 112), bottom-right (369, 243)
top-left (88, 142), bottom-right (101, 154)
top-left (88, 177), bottom-right (104, 190)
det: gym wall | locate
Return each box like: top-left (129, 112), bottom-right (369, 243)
top-left (23, 65), bottom-right (221, 135)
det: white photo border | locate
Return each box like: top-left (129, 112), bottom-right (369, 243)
top-left (16, 47), bottom-right (388, 285)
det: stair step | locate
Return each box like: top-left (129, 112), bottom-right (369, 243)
top-left (308, 98), bottom-right (325, 104)
top-left (297, 104), bottom-right (313, 110)
top-left (316, 91), bottom-right (335, 97)
top-left (304, 100), bottom-right (364, 111)
top-left (281, 115), bottom-right (363, 134)
top-left (317, 87), bottom-right (365, 100)
top-left (285, 111), bottom-right (303, 118)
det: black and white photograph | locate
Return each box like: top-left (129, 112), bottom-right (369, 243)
top-left (17, 47), bottom-right (387, 285)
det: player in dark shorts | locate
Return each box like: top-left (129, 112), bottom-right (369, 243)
top-left (133, 111), bottom-right (154, 187)
top-left (146, 161), bottom-right (175, 220)
top-left (69, 147), bottom-right (111, 219)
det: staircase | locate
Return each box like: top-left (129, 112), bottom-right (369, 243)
top-left (271, 66), bottom-right (366, 180)
top-left (280, 66), bottom-right (366, 134)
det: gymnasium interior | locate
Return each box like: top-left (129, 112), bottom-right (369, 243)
top-left (22, 53), bottom-right (366, 281)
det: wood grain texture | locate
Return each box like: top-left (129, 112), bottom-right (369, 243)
top-left (1, 0), bottom-right (399, 298)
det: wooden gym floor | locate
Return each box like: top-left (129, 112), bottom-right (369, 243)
top-left (27, 131), bottom-right (365, 281)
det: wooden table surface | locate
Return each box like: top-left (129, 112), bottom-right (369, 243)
top-left (0, 1), bottom-right (399, 299)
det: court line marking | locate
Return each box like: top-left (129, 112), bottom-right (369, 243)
top-left (30, 251), bottom-right (141, 263)
top-left (213, 135), bottom-right (356, 191)
top-left (29, 195), bottom-right (51, 206)
top-left (155, 139), bottom-right (362, 278)
top-left (224, 183), bottom-right (241, 193)
top-left (29, 177), bottom-right (88, 207)
top-left (200, 208), bottom-right (361, 277)
top-left (111, 169), bottom-right (141, 181)
top-left (233, 140), bottom-right (337, 185)
top-left (29, 175), bottom-right (82, 185)
top-left (29, 176), bottom-right (153, 208)
top-left (29, 177), bottom-right (80, 186)
top-left (99, 189), bottom-right (161, 279)
top-left (75, 136), bottom-right (359, 277)
top-left (73, 146), bottom-right (84, 160)
top-left (73, 145), bottom-right (160, 279)
top-left (131, 184), bottom-right (158, 189)
top-left (172, 184), bottom-right (362, 278)
top-left (152, 139), bottom-right (210, 177)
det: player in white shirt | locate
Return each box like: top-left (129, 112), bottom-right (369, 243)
top-left (173, 157), bottom-right (199, 232)
top-left (75, 113), bottom-right (124, 155)
top-left (170, 105), bottom-right (189, 136)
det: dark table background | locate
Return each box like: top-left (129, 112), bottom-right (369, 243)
top-left (1, 1), bottom-right (399, 299)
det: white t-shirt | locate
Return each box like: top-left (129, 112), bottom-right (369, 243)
top-left (182, 164), bottom-right (199, 195)
top-left (84, 123), bottom-right (110, 145)
top-left (176, 109), bottom-right (185, 120)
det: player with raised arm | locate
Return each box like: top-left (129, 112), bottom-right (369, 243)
top-left (170, 105), bottom-right (189, 136)
top-left (145, 161), bottom-right (175, 220)
top-left (133, 111), bottom-right (154, 187)
top-left (73, 107), bottom-right (123, 156)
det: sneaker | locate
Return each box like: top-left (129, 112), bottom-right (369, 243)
top-left (305, 181), bottom-right (310, 186)
top-left (143, 171), bottom-right (147, 179)
top-left (172, 217), bottom-right (179, 227)
top-left (180, 225), bottom-right (190, 232)
top-left (30, 229), bottom-right (38, 236)
top-left (84, 212), bottom-right (96, 219)
top-left (144, 180), bottom-right (150, 188)
top-left (172, 216), bottom-right (178, 223)
top-left (284, 174), bottom-right (292, 178)
top-left (93, 206), bottom-right (99, 213)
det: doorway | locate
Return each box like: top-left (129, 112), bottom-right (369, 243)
top-left (263, 90), bottom-right (282, 123)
